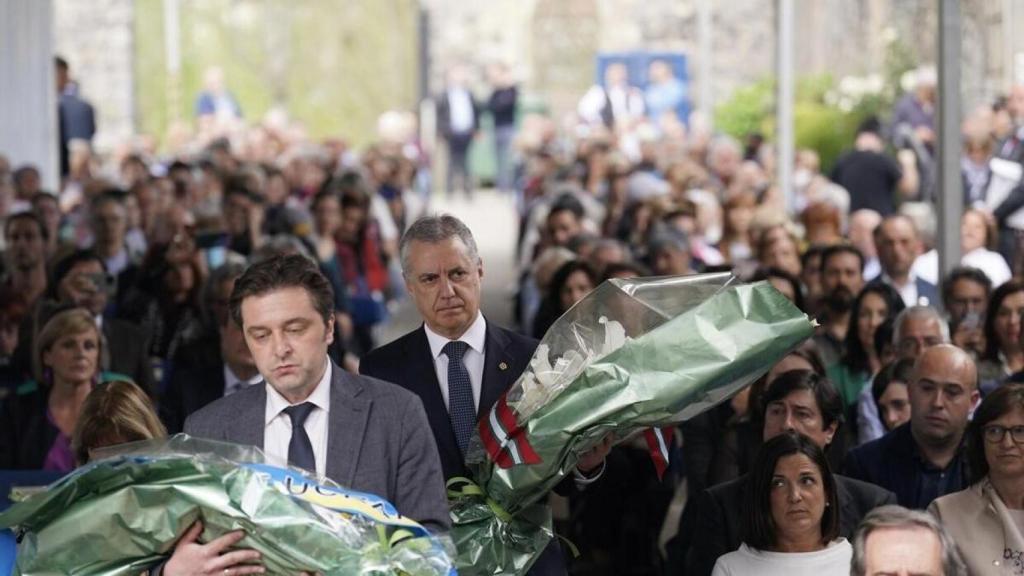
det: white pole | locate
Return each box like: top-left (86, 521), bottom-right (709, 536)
top-left (776, 0), bottom-right (795, 213)
top-left (937, 0), bottom-right (962, 279)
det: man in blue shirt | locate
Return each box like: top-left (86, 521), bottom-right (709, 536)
top-left (844, 344), bottom-right (978, 509)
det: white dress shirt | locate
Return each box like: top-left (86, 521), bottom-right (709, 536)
top-left (263, 358), bottom-right (332, 477)
top-left (223, 364), bottom-right (262, 397)
top-left (423, 313), bottom-right (605, 485)
top-left (881, 271), bottom-right (922, 307)
top-left (424, 312), bottom-right (487, 412)
top-left (447, 88), bottom-right (474, 134)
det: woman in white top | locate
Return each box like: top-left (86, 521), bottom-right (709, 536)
top-left (961, 208), bottom-right (1012, 287)
top-left (711, 432), bottom-right (852, 576)
top-left (930, 383), bottom-right (1024, 575)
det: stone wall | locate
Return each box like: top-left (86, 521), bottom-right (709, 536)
top-left (54, 0), bottom-right (134, 153)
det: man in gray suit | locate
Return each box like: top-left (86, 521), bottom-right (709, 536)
top-left (185, 254), bottom-right (449, 533)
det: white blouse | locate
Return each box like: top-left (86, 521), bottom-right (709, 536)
top-left (711, 539), bottom-right (853, 576)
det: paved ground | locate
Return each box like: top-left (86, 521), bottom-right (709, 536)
top-left (374, 188), bottom-right (520, 346)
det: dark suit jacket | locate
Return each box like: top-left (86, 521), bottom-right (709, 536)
top-left (436, 89), bottom-right (479, 140)
top-left (159, 334), bottom-right (226, 434)
top-left (184, 360), bottom-right (450, 533)
top-left (104, 318), bottom-right (155, 396)
top-left (0, 385), bottom-right (57, 470)
top-left (360, 322), bottom-right (567, 576)
top-left (684, 473), bottom-right (896, 576)
top-left (866, 275), bottom-right (939, 307)
top-left (360, 321), bottom-right (535, 480)
top-left (842, 422), bottom-right (969, 510)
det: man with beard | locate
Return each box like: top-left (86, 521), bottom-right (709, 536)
top-left (813, 245), bottom-right (866, 367)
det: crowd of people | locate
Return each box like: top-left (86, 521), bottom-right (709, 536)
top-left (4, 54), bottom-right (1024, 574)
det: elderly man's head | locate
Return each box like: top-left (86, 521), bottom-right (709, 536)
top-left (893, 305), bottom-right (948, 359)
top-left (874, 215), bottom-right (922, 281)
top-left (851, 505), bottom-right (966, 576)
top-left (648, 229), bottom-right (691, 276)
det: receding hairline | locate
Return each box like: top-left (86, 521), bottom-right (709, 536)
top-left (913, 346), bottom-right (977, 389)
top-left (399, 215), bottom-right (481, 276)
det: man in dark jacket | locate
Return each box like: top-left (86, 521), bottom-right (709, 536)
top-left (843, 345), bottom-right (976, 509)
top-left (361, 215), bottom-right (610, 575)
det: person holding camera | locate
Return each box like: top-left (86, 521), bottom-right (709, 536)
top-left (44, 250), bottom-right (154, 395)
top-left (942, 266), bottom-right (991, 359)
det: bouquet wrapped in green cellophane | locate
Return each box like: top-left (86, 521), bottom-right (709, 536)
top-left (0, 436), bottom-right (455, 575)
top-left (449, 273), bottom-right (815, 575)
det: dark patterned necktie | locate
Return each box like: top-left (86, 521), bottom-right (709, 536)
top-left (443, 340), bottom-right (475, 455)
top-left (283, 402), bottom-right (317, 472)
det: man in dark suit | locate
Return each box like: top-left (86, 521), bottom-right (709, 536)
top-left (437, 66), bottom-right (478, 198)
top-left (843, 345), bottom-right (976, 510)
top-left (868, 214), bottom-right (939, 307)
top-left (360, 215), bottom-right (609, 575)
top-left (55, 56), bottom-right (96, 178)
top-left (184, 254), bottom-right (449, 532)
top-left (680, 370), bottom-right (896, 576)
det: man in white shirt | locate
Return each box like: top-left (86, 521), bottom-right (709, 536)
top-left (869, 215), bottom-right (939, 307)
top-left (185, 254), bottom-right (449, 532)
top-left (438, 65), bottom-right (478, 198)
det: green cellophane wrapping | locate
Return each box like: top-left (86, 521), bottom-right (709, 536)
top-left (0, 436), bottom-right (455, 576)
top-left (449, 274), bottom-right (815, 575)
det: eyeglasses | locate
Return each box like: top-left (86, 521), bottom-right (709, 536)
top-left (983, 425), bottom-right (1024, 444)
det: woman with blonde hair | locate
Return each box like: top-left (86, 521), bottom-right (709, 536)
top-left (72, 379), bottom-right (166, 464)
top-left (0, 307), bottom-right (130, 472)
top-left (71, 379), bottom-right (270, 575)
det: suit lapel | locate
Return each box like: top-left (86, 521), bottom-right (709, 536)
top-left (479, 322), bottom-right (516, 418)
top-left (231, 385), bottom-right (266, 449)
top-left (327, 365), bottom-right (371, 486)
top-left (408, 327), bottom-right (465, 478)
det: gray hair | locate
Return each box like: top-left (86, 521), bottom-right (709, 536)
top-left (399, 214), bottom-right (480, 276)
top-left (892, 305), bottom-right (950, 346)
top-left (850, 505), bottom-right (966, 576)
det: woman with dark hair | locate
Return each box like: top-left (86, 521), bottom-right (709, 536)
top-left (531, 260), bottom-right (599, 339)
top-left (118, 234), bottom-right (204, 383)
top-left (930, 383), bottom-right (1024, 574)
top-left (681, 371), bottom-right (894, 576)
top-left (871, 358), bottom-right (915, 433)
top-left (751, 266), bottom-right (806, 312)
top-left (329, 179), bottom-right (390, 355)
top-left (827, 283), bottom-right (905, 409)
top-left (711, 432), bottom-right (851, 574)
top-left (977, 279), bottom-right (1024, 392)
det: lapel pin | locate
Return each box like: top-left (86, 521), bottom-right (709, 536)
top-left (499, 362), bottom-right (509, 371)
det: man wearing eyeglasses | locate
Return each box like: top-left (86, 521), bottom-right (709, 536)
top-left (844, 344), bottom-right (979, 509)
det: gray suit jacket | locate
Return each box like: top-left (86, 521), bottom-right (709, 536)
top-left (184, 361), bottom-right (451, 533)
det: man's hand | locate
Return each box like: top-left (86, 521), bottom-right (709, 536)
top-left (576, 434), bottom-right (615, 476)
top-left (164, 521), bottom-right (265, 576)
